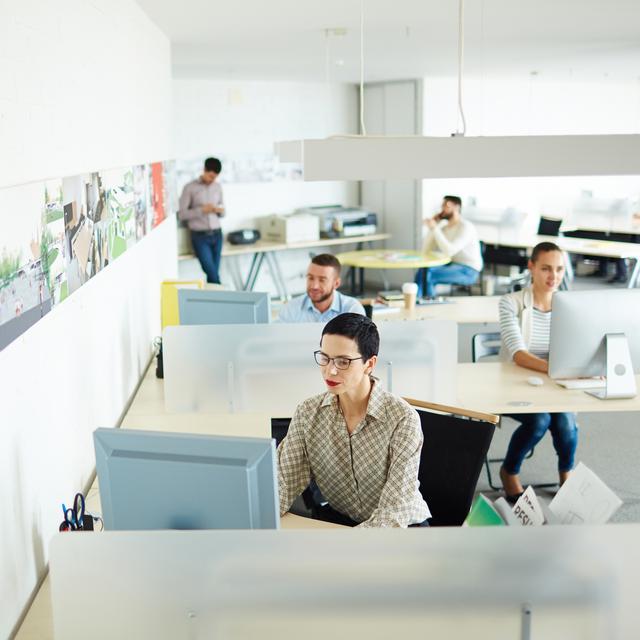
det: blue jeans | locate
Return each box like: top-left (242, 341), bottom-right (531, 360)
top-left (503, 412), bottom-right (578, 474)
top-left (414, 263), bottom-right (480, 298)
top-left (191, 229), bottom-right (223, 284)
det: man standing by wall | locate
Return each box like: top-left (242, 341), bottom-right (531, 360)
top-left (178, 157), bottom-right (225, 284)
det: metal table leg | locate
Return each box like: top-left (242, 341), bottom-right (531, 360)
top-left (627, 257), bottom-right (640, 288)
top-left (244, 252), bottom-right (266, 291)
top-left (267, 252), bottom-right (290, 300)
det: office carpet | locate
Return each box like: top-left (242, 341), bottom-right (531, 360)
top-left (477, 411), bottom-right (640, 523)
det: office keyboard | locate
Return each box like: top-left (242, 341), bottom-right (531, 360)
top-left (555, 377), bottom-right (606, 390)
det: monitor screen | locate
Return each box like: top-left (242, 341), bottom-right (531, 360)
top-left (94, 428), bottom-right (279, 530)
top-left (178, 289), bottom-right (270, 325)
top-left (549, 289), bottom-right (640, 379)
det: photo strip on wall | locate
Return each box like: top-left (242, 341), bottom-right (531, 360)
top-left (0, 160), bottom-right (175, 351)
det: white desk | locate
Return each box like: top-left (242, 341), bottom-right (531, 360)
top-left (212, 232), bottom-right (391, 298)
top-left (373, 295), bottom-right (499, 325)
top-left (457, 362), bottom-right (640, 414)
top-left (476, 225), bottom-right (640, 287)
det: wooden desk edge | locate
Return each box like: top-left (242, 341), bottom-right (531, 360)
top-left (403, 396), bottom-right (500, 425)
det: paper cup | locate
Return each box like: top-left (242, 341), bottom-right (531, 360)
top-left (402, 282), bottom-right (418, 310)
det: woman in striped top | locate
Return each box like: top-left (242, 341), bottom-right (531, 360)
top-left (498, 242), bottom-right (578, 503)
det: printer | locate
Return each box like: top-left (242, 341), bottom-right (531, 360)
top-left (295, 205), bottom-right (378, 239)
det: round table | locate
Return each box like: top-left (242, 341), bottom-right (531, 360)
top-left (334, 249), bottom-right (451, 295)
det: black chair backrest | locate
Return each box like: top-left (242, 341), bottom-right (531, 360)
top-left (537, 216), bottom-right (562, 236)
top-left (414, 408), bottom-right (496, 527)
top-left (271, 417), bottom-right (292, 446)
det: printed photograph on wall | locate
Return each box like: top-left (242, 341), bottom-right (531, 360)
top-left (101, 167), bottom-right (136, 260)
top-left (133, 164), bottom-right (150, 240)
top-left (163, 160), bottom-right (178, 217)
top-left (175, 154), bottom-right (302, 192)
top-left (1, 160), bottom-right (172, 351)
top-left (149, 162), bottom-right (166, 228)
top-left (62, 174), bottom-right (96, 293)
top-left (0, 182), bottom-right (58, 350)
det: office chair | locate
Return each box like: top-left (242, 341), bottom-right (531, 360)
top-left (273, 404), bottom-right (498, 528)
top-left (537, 216), bottom-right (562, 236)
top-left (471, 332), bottom-right (557, 491)
top-left (405, 398), bottom-right (498, 527)
top-left (271, 418), bottom-right (328, 517)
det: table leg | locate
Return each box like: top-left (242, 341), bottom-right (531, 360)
top-left (628, 257), bottom-right (640, 288)
top-left (244, 252), bottom-right (265, 291)
top-left (229, 256), bottom-right (244, 291)
top-left (380, 269), bottom-right (390, 291)
top-left (349, 267), bottom-right (356, 296)
top-left (271, 252), bottom-right (290, 300)
top-left (359, 267), bottom-right (364, 296)
top-left (422, 268), bottom-right (428, 298)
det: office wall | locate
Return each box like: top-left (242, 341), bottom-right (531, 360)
top-left (0, 2), bottom-right (173, 636)
top-left (172, 78), bottom-right (360, 294)
top-left (361, 80), bottom-right (423, 288)
top-left (421, 75), bottom-right (640, 220)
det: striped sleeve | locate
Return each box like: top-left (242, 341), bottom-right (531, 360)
top-left (499, 295), bottom-right (527, 360)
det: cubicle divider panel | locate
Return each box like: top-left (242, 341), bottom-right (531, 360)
top-left (50, 528), bottom-right (616, 639)
top-left (163, 320), bottom-right (457, 414)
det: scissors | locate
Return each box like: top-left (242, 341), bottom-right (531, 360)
top-left (59, 493), bottom-right (85, 531)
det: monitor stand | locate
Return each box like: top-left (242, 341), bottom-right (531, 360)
top-left (586, 333), bottom-right (637, 400)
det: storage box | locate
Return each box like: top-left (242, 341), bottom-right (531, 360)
top-left (260, 214), bottom-right (319, 243)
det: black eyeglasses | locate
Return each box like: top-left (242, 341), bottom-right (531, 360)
top-left (314, 350), bottom-right (364, 370)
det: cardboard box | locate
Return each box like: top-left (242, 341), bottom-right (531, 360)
top-left (260, 214), bottom-right (319, 243)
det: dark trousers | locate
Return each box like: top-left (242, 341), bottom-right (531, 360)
top-left (313, 503), bottom-right (430, 527)
top-left (191, 229), bottom-right (223, 284)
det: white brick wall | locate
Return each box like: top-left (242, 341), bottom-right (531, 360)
top-left (0, 2), bottom-right (173, 636)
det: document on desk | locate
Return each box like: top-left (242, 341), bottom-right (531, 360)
top-left (549, 462), bottom-right (622, 525)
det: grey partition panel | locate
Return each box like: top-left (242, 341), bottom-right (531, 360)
top-left (50, 528), bottom-right (613, 639)
top-left (163, 320), bottom-right (457, 414)
top-left (178, 289), bottom-right (270, 325)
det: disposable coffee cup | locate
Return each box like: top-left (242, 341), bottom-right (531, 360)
top-left (402, 282), bottom-right (418, 310)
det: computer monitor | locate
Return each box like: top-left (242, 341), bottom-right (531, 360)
top-left (549, 289), bottom-right (640, 398)
top-left (93, 428), bottom-right (279, 530)
top-left (178, 289), bottom-right (270, 325)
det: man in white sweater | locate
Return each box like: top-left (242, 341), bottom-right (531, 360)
top-left (415, 195), bottom-right (483, 298)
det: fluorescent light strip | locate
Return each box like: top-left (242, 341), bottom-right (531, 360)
top-left (275, 135), bottom-right (640, 181)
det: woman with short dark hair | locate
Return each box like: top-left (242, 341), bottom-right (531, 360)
top-left (277, 313), bottom-right (430, 527)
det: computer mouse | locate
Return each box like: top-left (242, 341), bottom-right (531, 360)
top-left (527, 376), bottom-right (544, 387)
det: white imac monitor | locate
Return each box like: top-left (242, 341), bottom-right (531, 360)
top-left (94, 428), bottom-right (279, 530)
top-left (549, 289), bottom-right (640, 399)
top-left (178, 289), bottom-right (270, 325)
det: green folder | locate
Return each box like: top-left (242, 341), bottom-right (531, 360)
top-left (464, 494), bottom-right (505, 527)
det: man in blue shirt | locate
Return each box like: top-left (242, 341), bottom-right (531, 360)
top-left (277, 254), bottom-right (365, 323)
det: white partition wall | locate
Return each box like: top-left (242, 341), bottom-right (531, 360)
top-left (163, 320), bottom-right (457, 414)
top-left (49, 527), bottom-right (622, 639)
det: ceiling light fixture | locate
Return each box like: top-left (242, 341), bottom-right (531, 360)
top-left (275, 3), bottom-right (640, 181)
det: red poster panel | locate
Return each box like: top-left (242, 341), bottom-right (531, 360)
top-left (150, 162), bottom-right (165, 228)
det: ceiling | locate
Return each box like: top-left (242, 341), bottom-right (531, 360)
top-left (136, 0), bottom-right (640, 83)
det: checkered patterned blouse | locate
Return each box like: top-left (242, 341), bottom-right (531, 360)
top-left (277, 380), bottom-right (431, 527)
